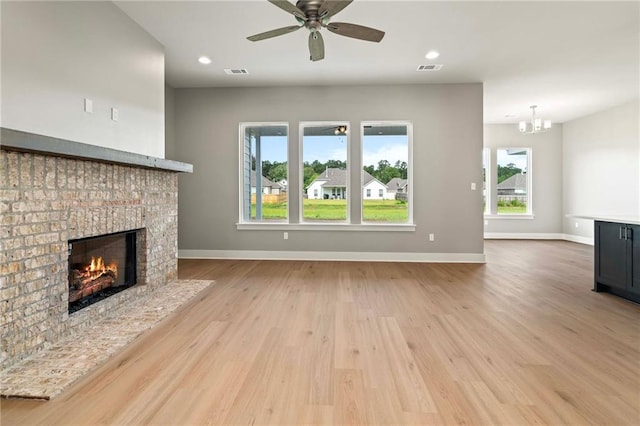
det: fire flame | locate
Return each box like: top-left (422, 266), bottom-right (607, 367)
top-left (84, 256), bottom-right (117, 278)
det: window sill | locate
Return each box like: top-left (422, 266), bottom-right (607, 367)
top-left (484, 214), bottom-right (535, 220)
top-left (236, 223), bottom-right (417, 232)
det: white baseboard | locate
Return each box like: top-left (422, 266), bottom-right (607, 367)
top-left (561, 233), bottom-right (594, 246)
top-left (484, 232), bottom-right (564, 240)
top-left (179, 249), bottom-right (486, 263)
top-left (483, 232), bottom-right (594, 246)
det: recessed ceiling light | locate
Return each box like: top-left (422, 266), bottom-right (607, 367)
top-left (425, 50), bottom-right (440, 60)
top-left (198, 56), bottom-right (212, 65)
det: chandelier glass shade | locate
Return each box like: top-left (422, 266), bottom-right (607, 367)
top-left (519, 105), bottom-right (551, 134)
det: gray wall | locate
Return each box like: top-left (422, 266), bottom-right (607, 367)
top-left (165, 84), bottom-right (176, 159)
top-left (1, 1), bottom-right (165, 158)
top-left (563, 99), bottom-right (640, 239)
top-left (483, 124), bottom-right (563, 235)
top-left (173, 84), bottom-right (484, 255)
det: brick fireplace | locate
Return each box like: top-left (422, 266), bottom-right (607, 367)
top-left (0, 129), bottom-right (192, 368)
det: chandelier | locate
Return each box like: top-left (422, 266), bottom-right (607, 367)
top-left (519, 105), bottom-right (551, 134)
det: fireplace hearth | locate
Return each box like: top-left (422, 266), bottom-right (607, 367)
top-left (68, 231), bottom-right (138, 314)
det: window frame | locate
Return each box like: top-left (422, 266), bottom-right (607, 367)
top-left (482, 147), bottom-right (490, 215)
top-left (485, 147), bottom-right (533, 218)
top-left (360, 120), bottom-right (414, 225)
top-left (238, 122), bottom-right (289, 224)
top-left (236, 120), bottom-right (416, 232)
top-left (299, 121), bottom-right (351, 224)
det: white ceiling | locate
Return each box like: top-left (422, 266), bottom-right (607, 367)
top-left (115, 0), bottom-right (639, 124)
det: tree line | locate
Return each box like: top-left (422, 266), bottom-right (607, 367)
top-left (497, 163), bottom-right (523, 184)
top-left (256, 159), bottom-right (409, 190)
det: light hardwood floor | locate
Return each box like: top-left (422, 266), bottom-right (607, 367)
top-left (2, 241), bottom-right (639, 425)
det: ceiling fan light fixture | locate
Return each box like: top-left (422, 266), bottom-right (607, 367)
top-left (334, 125), bottom-right (348, 135)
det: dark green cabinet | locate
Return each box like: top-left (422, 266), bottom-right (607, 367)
top-left (594, 221), bottom-right (640, 302)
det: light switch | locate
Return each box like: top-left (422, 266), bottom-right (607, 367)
top-left (471, 182), bottom-right (477, 190)
top-left (84, 98), bottom-right (93, 113)
top-left (111, 107), bottom-right (119, 121)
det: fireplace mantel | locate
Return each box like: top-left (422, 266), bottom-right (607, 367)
top-left (1, 128), bottom-right (192, 173)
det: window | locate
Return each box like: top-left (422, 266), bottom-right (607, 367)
top-left (496, 148), bottom-right (531, 215)
top-left (239, 123), bottom-right (288, 222)
top-left (362, 122), bottom-right (412, 223)
top-left (301, 122), bottom-right (349, 222)
top-left (482, 147), bottom-right (490, 214)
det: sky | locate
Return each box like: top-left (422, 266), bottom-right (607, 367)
top-left (496, 148), bottom-right (528, 171)
top-left (255, 135), bottom-right (408, 167)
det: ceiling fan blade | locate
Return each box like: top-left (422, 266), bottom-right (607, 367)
top-left (308, 31), bottom-right (325, 61)
top-left (319, 1), bottom-right (353, 19)
top-left (268, 0), bottom-right (307, 20)
top-left (326, 22), bottom-right (385, 42)
top-left (247, 25), bottom-right (303, 42)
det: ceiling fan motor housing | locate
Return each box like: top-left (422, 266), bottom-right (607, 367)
top-left (296, 0), bottom-right (324, 29)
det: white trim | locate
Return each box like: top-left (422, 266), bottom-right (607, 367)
top-left (562, 233), bottom-right (594, 246)
top-left (484, 232), bottom-right (563, 239)
top-left (236, 223), bottom-right (416, 232)
top-left (179, 249), bottom-right (485, 263)
top-left (483, 232), bottom-right (595, 246)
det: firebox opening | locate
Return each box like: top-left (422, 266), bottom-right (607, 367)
top-left (68, 230), bottom-right (138, 314)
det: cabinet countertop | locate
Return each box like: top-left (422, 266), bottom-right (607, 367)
top-left (567, 214), bottom-right (640, 226)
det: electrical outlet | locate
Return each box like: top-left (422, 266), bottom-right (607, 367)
top-left (84, 98), bottom-right (93, 113)
top-left (283, 232), bottom-right (288, 240)
top-left (111, 107), bottom-right (119, 121)
top-left (429, 233), bottom-right (435, 241)
top-left (575, 222), bottom-right (579, 228)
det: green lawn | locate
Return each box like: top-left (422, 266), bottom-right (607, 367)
top-left (497, 205), bottom-right (527, 214)
top-left (303, 199), bottom-right (347, 220)
top-left (251, 202), bottom-right (288, 219)
top-left (252, 199), bottom-right (408, 222)
top-left (362, 200), bottom-right (408, 222)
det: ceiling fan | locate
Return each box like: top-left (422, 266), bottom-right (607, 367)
top-left (247, 0), bottom-right (385, 61)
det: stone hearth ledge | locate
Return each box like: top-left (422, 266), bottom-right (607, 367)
top-left (0, 279), bottom-right (213, 400)
top-left (0, 128), bottom-right (193, 173)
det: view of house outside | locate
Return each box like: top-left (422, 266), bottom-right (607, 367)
top-left (302, 125), bottom-right (349, 221)
top-left (241, 122), bottom-right (412, 223)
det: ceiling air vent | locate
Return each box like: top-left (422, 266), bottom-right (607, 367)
top-left (224, 68), bottom-right (249, 75)
top-left (416, 64), bottom-right (443, 71)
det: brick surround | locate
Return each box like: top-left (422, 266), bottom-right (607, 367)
top-left (1, 149), bottom-right (180, 368)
